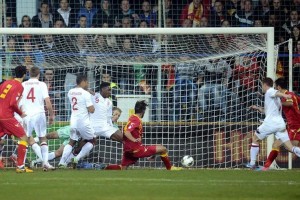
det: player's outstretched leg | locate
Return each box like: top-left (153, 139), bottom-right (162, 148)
top-left (282, 137), bottom-right (300, 157)
top-left (71, 139), bottom-right (94, 169)
top-left (156, 145), bottom-right (182, 170)
top-left (261, 139), bottom-right (282, 171)
top-left (58, 141), bottom-right (76, 168)
top-left (105, 164), bottom-right (122, 170)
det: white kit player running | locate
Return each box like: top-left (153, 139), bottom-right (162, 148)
top-left (90, 82), bottom-right (123, 142)
top-left (21, 67), bottom-right (55, 171)
top-left (58, 74), bottom-right (95, 168)
top-left (247, 77), bottom-right (300, 169)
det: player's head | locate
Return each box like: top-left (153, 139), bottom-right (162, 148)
top-left (14, 65), bottom-right (27, 79)
top-left (262, 77), bottom-right (273, 93)
top-left (100, 82), bottom-right (111, 98)
top-left (76, 74), bottom-right (89, 90)
top-left (29, 66), bottom-right (40, 78)
top-left (112, 107), bottom-right (122, 122)
top-left (134, 100), bottom-right (148, 118)
top-left (275, 77), bottom-right (288, 91)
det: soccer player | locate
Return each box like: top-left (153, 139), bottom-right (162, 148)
top-left (247, 77), bottom-right (300, 169)
top-left (90, 82), bottom-right (123, 142)
top-left (259, 78), bottom-right (300, 170)
top-left (64, 83), bottom-right (123, 165)
top-left (0, 65), bottom-right (33, 173)
top-left (21, 67), bottom-right (55, 171)
top-left (105, 100), bottom-right (182, 170)
top-left (58, 74), bottom-right (95, 168)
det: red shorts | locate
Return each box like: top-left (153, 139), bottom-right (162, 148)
top-left (121, 145), bottom-right (157, 167)
top-left (0, 118), bottom-right (26, 138)
top-left (288, 127), bottom-right (300, 141)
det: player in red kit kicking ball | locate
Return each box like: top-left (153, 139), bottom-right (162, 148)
top-left (259, 78), bottom-right (300, 171)
top-left (0, 65), bottom-right (33, 172)
top-left (105, 100), bottom-right (182, 170)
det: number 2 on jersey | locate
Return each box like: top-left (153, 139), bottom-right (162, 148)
top-left (27, 87), bottom-right (36, 103)
top-left (72, 97), bottom-right (78, 110)
top-left (0, 84), bottom-right (12, 99)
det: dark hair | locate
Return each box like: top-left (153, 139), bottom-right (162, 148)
top-left (275, 77), bottom-right (287, 89)
top-left (262, 77), bottom-right (274, 87)
top-left (15, 65), bottom-right (27, 78)
top-left (40, 1), bottom-right (49, 7)
top-left (79, 15), bottom-right (87, 19)
top-left (76, 74), bottom-right (87, 85)
top-left (134, 100), bottom-right (148, 114)
top-left (29, 66), bottom-right (40, 77)
top-left (100, 82), bottom-right (110, 90)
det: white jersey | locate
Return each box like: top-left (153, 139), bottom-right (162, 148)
top-left (21, 79), bottom-right (49, 116)
top-left (90, 92), bottom-right (113, 127)
top-left (68, 87), bottom-right (93, 127)
top-left (264, 88), bottom-right (283, 122)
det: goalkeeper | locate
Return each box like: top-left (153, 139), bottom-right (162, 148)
top-left (30, 126), bottom-right (70, 166)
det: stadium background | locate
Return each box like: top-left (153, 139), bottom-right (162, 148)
top-left (1, 0), bottom-right (300, 169)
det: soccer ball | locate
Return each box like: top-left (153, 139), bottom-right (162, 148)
top-left (181, 155), bottom-right (194, 167)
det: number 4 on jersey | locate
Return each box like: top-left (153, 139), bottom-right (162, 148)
top-left (27, 87), bottom-right (36, 103)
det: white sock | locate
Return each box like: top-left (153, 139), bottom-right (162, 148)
top-left (31, 143), bottom-right (43, 161)
top-left (75, 142), bottom-right (93, 161)
top-left (250, 143), bottom-right (259, 166)
top-left (48, 152), bottom-right (56, 161)
top-left (65, 153), bottom-right (75, 164)
top-left (59, 144), bottom-right (73, 165)
top-left (40, 142), bottom-right (49, 165)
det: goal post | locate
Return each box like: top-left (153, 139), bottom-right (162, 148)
top-left (1, 27), bottom-right (280, 169)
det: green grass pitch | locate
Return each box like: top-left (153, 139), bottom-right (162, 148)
top-left (1, 169), bottom-right (300, 200)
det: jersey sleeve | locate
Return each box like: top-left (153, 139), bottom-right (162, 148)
top-left (10, 86), bottom-right (23, 116)
top-left (268, 88), bottom-right (278, 98)
top-left (125, 117), bottom-right (140, 132)
top-left (84, 91), bottom-right (93, 108)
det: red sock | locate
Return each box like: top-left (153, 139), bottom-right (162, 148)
top-left (105, 164), bottom-right (122, 170)
top-left (17, 142), bottom-right (27, 167)
top-left (161, 153), bottom-right (172, 170)
top-left (264, 149), bottom-right (279, 168)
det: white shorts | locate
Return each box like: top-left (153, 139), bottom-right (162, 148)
top-left (70, 124), bottom-right (95, 141)
top-left (24, 113), bottom-right (47, 137)
top-left (255, 120), bottom-right (290, 143)
top-left (93, 125), bottom-right (119, 139)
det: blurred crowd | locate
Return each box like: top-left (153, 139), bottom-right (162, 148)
top-left (1, 0), bottom-right (300, 122)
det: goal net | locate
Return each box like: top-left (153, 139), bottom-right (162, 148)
top-left (0, 28), bottom-right (276, 169)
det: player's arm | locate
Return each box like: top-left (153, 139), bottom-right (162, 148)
top-left (275, 91), bottom-right (292, 100)
top-left (45, 97), bottom-right (55, 125)
top-left (85, 91), bottom-right (95, 113)
top-left (282, 100), bottom-right (293, 107)
top-left (10, 89), bottom-right (24, 116)
top-left (124, 130), bottom-right (141, 143)
top-left (249, 105), bottom-right (264, 113)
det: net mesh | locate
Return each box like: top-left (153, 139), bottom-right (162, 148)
top-left (1, 30), bottom-right (271, 168)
